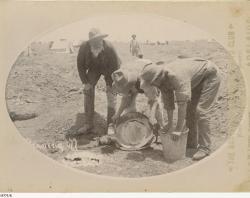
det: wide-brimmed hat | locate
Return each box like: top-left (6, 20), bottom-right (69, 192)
top-left (88, 28), bottom-right (108, 41)
top-left (140, 64), bottom-right (165, 89)
top-left (111, 69), bottom-right (137, 95)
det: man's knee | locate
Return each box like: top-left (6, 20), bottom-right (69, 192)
top-left (83, 85), bottom-right (95, 96)
top-left (196, 107), bottom-right (209, 121)
top-left (106, 86), bottom-right (117, 97)
top-left (124, 106), bottom-right (136, 114)
top-left (87, 70), bottom-right (101, 85)
top-left (106, 86), bottom-right (117, 108)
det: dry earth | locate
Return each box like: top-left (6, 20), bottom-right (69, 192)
top-left (5, 40), bottom-right (246, 177)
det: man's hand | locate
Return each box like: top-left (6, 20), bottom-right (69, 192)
top-left (161, 123), bottom-right (174, 134)
top-left (152, 123), bottom-right (160, 133)
top-left (83, 83), bottom-right (93, 93)
top-left (149, 115), bottom-right (157, 126)
top-left (111, 113), bottom-right (120, 123)
top-left (171, 131), bottom-right (182, 141)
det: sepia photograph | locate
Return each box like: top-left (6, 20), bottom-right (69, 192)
top-left (1, 0), bottom-right (250, 193)
top-left (5, 14), bottom-right (246, 177)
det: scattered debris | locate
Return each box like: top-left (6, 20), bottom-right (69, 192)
top-left (97, 135), bottom-right (114, 145)
top-left (68, 87), bottom-right (80, 92)
top-left (233, 89), bottom-right (238, 94)
top-left (9, 111), bottom-right (38, 121)
top-left (63, 151), bottom-right (103, 167)
top-left (64, 88), bottom-right (83, 98)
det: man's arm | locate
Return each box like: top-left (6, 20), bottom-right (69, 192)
top-left (137, 41), bottom-right (141, 50)
top-left (161, 89), bottom-right (175, 129)
top-left (166, 109), bottom-right (174, 128)
top-left (175, 101), bottom-right (187, 131)
top-left (143, 86), bottom-right (165, 127)
top-left (105, 41), bottom-right (121, 70)
top-left (113, 93), bottom-right (135, 120)
top-left (149, 98), bottom-right (164, 128)
top-left (77, 43), bottom-right (88, 84)
top-left (174, 81), bottom-right (191, 132)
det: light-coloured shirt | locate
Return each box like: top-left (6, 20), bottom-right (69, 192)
top-left (130, 39), bottom-right (140, 50)
top-left (122, 58), bottom-right (153, 75)
top-left (153, 58), bottom-right (218, 110)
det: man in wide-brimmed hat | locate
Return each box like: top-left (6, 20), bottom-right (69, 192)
top-left (139, 57), bottom-right (221, 160)
top-left (111, 69), bottom-right (142, 119)
top-left (75, 28), bottom-right (121, 135)
top-left (111, 58), bottom-right (164, 129)
top-left (130, 34), bottom-right (141, 57)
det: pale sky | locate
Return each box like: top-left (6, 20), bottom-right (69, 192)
top-left (38, 14), bottom-right (212, 42)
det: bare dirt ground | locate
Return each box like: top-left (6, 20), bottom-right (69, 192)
top-left (5, 40), bottom-right (246, 177)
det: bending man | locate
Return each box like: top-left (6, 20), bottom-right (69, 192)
top-left (140, 57), bottom-right (221, 160)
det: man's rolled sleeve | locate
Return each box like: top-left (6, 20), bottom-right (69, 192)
top-left (168, 74), bottom-right (191, 105)
top-left (175, 81), bottom-right (191, 105)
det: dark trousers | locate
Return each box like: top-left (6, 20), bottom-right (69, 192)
top-left (84, 69), bottom-right (116, 131)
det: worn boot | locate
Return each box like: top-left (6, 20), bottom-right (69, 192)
top-left (192, 146), bottom-right (210, 160)
top-left (192, 117), bottom-right (211, 161)
top-left (197, 117), bottom-right (211, 150)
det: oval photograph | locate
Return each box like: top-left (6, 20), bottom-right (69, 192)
top-left (5, 14), bottom-right (246, 177)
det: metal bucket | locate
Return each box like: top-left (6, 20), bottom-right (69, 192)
top-left (159, 129), bottom-right (189, 163)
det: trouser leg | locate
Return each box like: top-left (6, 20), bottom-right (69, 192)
top-left (196, 71), bottom-right (221, 151)
top-left (84, 69), bottom-right (101, 129)
top-left (132, 49), bottom-right (138, 56)
top-left (105, 73), bottom-right (117, 128)
top-left (131, 49), bottom-right (135, 56)
top-left (135, 50), bottom-right (139, 57)
top-left (106, 86), bottom-right (117, 126)
top-left (186, 84), bottom-right (202, 149)
top-left (197, 117), bottom-right (211, 151)
top-left (186, 100), bottom-right (199, 149)
top-left (84, 85), bottom-right (95, 128)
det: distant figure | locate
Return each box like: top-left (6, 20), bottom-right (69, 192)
top-left (130, 34), bottom-right (141, 57)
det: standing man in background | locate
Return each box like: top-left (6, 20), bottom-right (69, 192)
top-left (76, 28), bottom-right (121, 135)
top-left (130, 34), bottom-right (141, 57)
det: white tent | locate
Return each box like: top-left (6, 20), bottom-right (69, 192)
top-left (72, 40), bottom-right (83, 47)
top-left (50, 39), bottom-right (74, 53)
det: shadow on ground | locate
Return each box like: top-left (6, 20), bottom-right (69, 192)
top-left (186, 148), bottom-right (197, 158)
top-left (100, 144), bottom-right (118, 155)
top-left (65, 112), bottom-right (107, 146)
top-left (125, 146), bottom-right (166, 162)
top-left (125, 146), bottom-right (196, 163)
